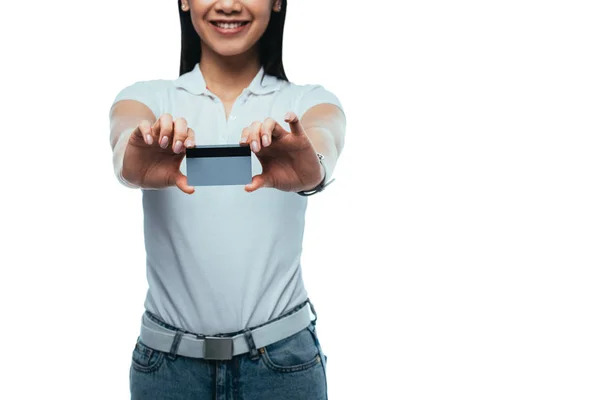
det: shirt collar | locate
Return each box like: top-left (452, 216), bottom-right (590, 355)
top-left (174, 63), bottom-right (281, 96)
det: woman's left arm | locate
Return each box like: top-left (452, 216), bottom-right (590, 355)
top-left (300, 103), bottom-right (347, 181)
top-left (241, 89), bottom-right (346, 193)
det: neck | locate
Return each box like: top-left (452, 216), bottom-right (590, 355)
top-left (199, 44), bottom-right (261, 101)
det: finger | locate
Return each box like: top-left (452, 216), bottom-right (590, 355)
top-left (150, 116), bottom-right (164, 145)
top-left (173, 172), bottom-right (195, 195)
top-left (148, 120), bottom-right (159, 145)
top-left (184, 128), bottom-right (196, 149)
top-left (244, 173), bottom-right (271, 193)
top-left (155, 114), bottom-right (174, 149)
top-left (172, 118), bottom-right (188, 154)
top-left (132, 120), bottom-right (153, 145)
top-left (239, 126), bottom-right (251, 145)
top-left (260, 118), bottom-right (276, 147)
top-left (246, 121), bottom-right (263, 153)
top-left (284, 111), bottom-right (305, 136)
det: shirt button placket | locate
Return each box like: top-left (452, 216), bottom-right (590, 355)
top-left (228, 92), bottom-right (247, 142)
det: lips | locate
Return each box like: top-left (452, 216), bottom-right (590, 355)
top-left (208, 20), bottom-right (250, 36)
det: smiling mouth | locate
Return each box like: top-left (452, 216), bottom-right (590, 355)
top-left (210, 21), bottom-right (250, 29)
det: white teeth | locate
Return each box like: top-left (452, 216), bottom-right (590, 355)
top-left (215, 22), bottom-right (245, 29)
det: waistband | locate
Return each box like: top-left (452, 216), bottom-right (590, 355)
top-left (139, 299), bottom-right (315, 360)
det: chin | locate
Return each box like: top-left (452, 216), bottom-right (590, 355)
top-left (214, 44), bottom-right (252, 57)
top-left (203, 39), bottom-right (256, 59)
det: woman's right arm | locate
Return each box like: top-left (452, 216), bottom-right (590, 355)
top-left (109, 98), bottom-right (196, 194)
top-left (109, 100), bottom-right (156, 188)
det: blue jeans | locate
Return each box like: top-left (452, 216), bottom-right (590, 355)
top-left (130, 311), bottom-right (328, 399)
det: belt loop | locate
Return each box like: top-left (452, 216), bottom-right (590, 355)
top-left (308, 298), bottom-right (318, 325)
top-left (168, 331), bottom-right (183, 361)
top-left (243, 329), bottom-right (260, 361)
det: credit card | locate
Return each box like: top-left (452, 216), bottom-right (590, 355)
top-left (185, 144), bottom-right (252, 186)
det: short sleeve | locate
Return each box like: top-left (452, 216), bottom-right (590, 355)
top-left (295, 85), bottom-right (344, 120)
top-left (110, 80), bottom-right (166, 119)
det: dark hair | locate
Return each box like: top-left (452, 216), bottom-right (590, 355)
top-left (178, 0), bottom-right (288, 81)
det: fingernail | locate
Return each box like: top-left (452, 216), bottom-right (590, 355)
top-left (160, 136), bottom-right (168, 148)
top-left (240, 136), bottom-right (247, 143)
top-left (184, 139), bottom-right (193, 148)
top-left (174, 140), bottom-right (183, 154)
top-left (146, 134), bottom-right (153, 145)
top-left (262, 135), bottom-right (269, 146)
top-left (284, 112), bottom-right (293, 121)
top-left (251, 141), bottom-right (259, 152)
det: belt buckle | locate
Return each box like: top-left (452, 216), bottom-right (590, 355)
top-left (204, 337), bottom-right (234, 360)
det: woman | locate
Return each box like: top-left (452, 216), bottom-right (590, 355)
top-left (109, 0), bottom-right (346, 399)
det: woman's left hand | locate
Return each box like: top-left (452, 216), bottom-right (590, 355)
top-left (240, 112), bottom-right (324, 193)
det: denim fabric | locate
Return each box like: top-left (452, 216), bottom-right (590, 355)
top-left (130, 321), bottom-right (328, 399)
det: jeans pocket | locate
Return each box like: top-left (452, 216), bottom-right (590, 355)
top-left (260, 328), bottom-right (322, 373)
top-left (131, 337), bottom-right (165, 373)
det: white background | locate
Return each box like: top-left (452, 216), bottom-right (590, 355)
top-left (1, 0), bottom-right (599, 399)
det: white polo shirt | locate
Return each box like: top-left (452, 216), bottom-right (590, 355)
top-left (111, 64), bottom-right (343, 334)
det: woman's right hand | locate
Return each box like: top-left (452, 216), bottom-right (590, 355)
top-left (122, 113), bottom-right (196, 194)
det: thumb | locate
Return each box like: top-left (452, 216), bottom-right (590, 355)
top-left (173, 172), bottom-right (195, 194)
top-left (284, 112), bottom-right (305, 136)
top-left (245, 173), bottom-right (271, 193)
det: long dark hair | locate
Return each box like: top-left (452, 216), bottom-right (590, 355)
top-left (178, 0), bottom-right (288, 81)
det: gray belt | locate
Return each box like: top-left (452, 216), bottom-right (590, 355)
top-left (139, 302), bottom-right (312, 360)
